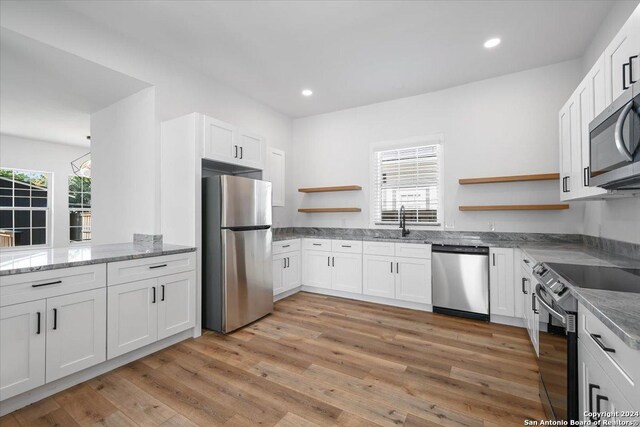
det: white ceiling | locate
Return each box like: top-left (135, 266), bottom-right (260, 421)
top-left (0, 28), bottom-right (151, 147)
top-left (58, 0), bottom-right (615, 118)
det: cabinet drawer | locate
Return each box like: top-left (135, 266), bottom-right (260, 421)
top-left (0, 264), bottom-right (107, 307)
top-left (363, 241), bottom-right (395, 256)
top-left (579, 303), bottom-right (640, 407)
top-left (273, 239), bottom-right (300, 255)
top-left (395, 243), bottom-right (431, 259)
top-left (302, 238), bottom-right (332, 252)
top-left (107, 252), bottom-right (196, 286)
top-left (332, 240), bottom-right (362, 254)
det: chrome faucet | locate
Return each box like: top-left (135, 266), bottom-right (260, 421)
top-left (399, 205), bottom-right (410, 237)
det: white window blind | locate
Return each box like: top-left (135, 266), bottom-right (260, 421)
top-left (372, 144), bottom-right (440, 225)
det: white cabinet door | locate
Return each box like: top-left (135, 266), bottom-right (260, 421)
top-left (489, 248), bottom-right (515, 317)
top-left (604, 9), bottom-right (640, 103)
top-left (266, 147), bottom-right (285, 207)
top-left (559, 95), bottom-right (579, 200)
top-left (272, 254), bottom-right (285, 295)
top-left (107, 279), bottom-right (158, 359)
top-left (157, 271), bottom-right (196, 340)
top-left (302, 250), bottom-right (332, 289)
top-left (362, 255), bottom-right (395, 298)
top-left (578, 63), bottom-right (608, 199)
top-left (531, 288), bottom-right (540, 356)
top-left (237, 130), bottom-right (265, 169)
top-left (395, 257), bottom-right (431, 304)
top-left (203, 116), bottom-right (236, 163)
top-left (283, 252), bottom-right (301, 292)
top-left (0, 300), bottom-right (46, 400)
top-left (45, 288), bottom-right (106, 382)
top-left (332, 253), bottom-right (362, 294)
top-left (579, 340), bottom-right (638, 424)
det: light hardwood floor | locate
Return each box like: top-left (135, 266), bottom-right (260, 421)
top-left (0, 292), bottom-right (545, 426)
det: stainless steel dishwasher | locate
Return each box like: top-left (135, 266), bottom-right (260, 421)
top-left (432, 245), bottom-right (490, 321)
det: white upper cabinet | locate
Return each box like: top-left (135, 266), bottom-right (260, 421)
top-left (202, 116), bottom-right (265, 170)
top-left (489, 248), bottom-right (515, 317)
top-left (237, 129), bottom-right (265, 169)
top-left (558, 5), bottom-right (639, 201)
top-left (578, 63), bottom-right (608, 198)
top-left (45, 288), bottom-right (106, 382)
top-left (559, 97), bottom-right (576, 200)
top-left (266, 147), bottom-right (286, 207)
top-left (604, 7), bottom-right (640, 104)
top-left (0, 300), bottom-right (46, 401)
top-left (203, 116), bottom-right (236, 164)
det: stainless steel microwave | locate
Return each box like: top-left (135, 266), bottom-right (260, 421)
top-left (589, 81), bottom-right (640, 189)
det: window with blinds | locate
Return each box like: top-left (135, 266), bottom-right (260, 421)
top-left (372, 144), bottom-right (440, 225)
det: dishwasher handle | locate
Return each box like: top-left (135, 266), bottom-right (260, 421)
top-left (431, 245), bottom-right (489, 255)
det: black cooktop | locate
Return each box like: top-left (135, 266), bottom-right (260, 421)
top-left (546, 263), bottom-right (640, 294)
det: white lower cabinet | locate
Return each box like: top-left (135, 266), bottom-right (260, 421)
top-left (0, 300), bottom-right (46, 401)
top-left (108, 271), bottom-right (196, 359)
top-left (45, 288), bottom-right (106, 382)
top-left (107, 279), bottom-right (158, 359)
top-left (579, 340), bottom-right (637, 423)
top-left (157, 272), bottom-right (196, 340)
top-left (395, 257), bottom-right (431, 304)
top-left (273, 250), bottom-right (301, 296)
top-left (302, 250), bottom-right (332, 289)
top-left (332, 253), bottom-right (363, 293)
top-left (362, 242), bottom-right (432, 304)
top-left (489, 248), bottom-right (515, 317)
top-left (362, 255), bottom-right (395, 298)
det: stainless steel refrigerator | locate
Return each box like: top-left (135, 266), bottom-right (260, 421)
top-left (202, 175), bottom-right (273, 333)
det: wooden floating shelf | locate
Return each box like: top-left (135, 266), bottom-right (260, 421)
top-left (459, 173), bottom-right (560, 185)
top-left (459, 204), bottom-right (570, 211)
top-left (298, 208), bottom-right (362, 213)
top-left (298, 185), bottom-right (362, 193)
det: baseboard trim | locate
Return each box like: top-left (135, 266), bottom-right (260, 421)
top-left (0, 328), bottom-right (195, 416)
top-left (300, 286), bottom-right (433, 312)
top-left (274, 286), bottom-right (302, 301)
top-left (490, 314), bottom-right (525, 328)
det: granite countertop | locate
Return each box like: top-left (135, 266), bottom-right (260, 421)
top-left (0, 243), bottom-right (196, 276)
top-left (520, 245), bottom-right (640, 350)
top-left (274, 228), bottom-right (640, 349)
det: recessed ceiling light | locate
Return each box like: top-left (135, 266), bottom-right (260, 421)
top-left (484, 38), bottom-right (501, 49)
top-left (301, 89), bottom-right (313, 96)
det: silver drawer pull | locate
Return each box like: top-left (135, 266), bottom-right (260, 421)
top-left (590, 333), bottom-right (616, 353)
top-left (149, 264), bottom-right (168, 270)
top-left (32, 280), bottom-right (62, 288)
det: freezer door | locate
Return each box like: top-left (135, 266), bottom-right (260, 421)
top-left (432, 252), bottom-right (489, 315)
top-left (222, 228), bottom-right (273, 332)
top-left (220, 175), bottom-right (272, 228)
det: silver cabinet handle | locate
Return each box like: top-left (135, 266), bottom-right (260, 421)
top-left (522, 277), bottom-right (529, 294)
top-left (614, 100), bottom-right (635, 161)
top-left (531, 293), bottom-right (538, 315)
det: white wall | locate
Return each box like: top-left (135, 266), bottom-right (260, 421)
top-left (91, 87), bottom-right (157, 244)
top-left (291, 60), bottom-right (584, 233)
top-left (0, 1), bottom-right (294, 230)
top-left (579, 1), bottom-right (640, 244)
top-left (0, 134), bottom-right (87, 247)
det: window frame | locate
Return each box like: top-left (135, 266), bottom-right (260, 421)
top-left (68, 175), bottom-right (92, 245)
top-left (369, 134), bottom-right (444, 230)
top-left (0, 167), bottom-right (52, 249)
